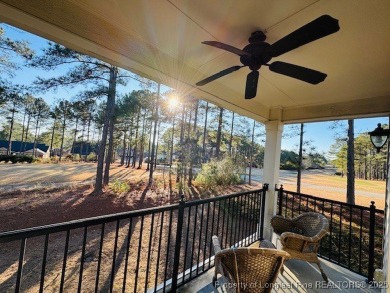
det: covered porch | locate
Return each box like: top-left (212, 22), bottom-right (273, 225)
top-left (0, 0), bottom-right (389, 292)
top-left (179, 258), bottom-right (380, 293)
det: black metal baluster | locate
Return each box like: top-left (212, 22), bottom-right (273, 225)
top-left (208, 202), bottom-right (217, 268)
top-left (224, 198), bottom-right (231, 248)
top-left (110, 220), bottom-right (120, 293)
top-left (277, 186), bottom-right (283, 216)
top-left (358, 209), bottom-right (363, 274)
top-left (260, 185), bottom-right (267, 240)
top-left (338, 205), bottom-right (342, 263)
top-left (77, 226), bottom-right (88, 293)
top-left (232, 197), bottom-right (240, 247)
top-left (368, 202), bottom-right (376, 282)
top-left (306, 195), bottom-right (309, 212)
top-left (292, 194), bottom-right (295, 218)
top-left (15, 238), bottom-right (26, 293)
top-left (237, 194), bottom-right (245, 246)
top-left (202, 203), bottom-right (210, 271)
top-left (196, 204), bottom-right (204, 274)
top-left (250, 191), bottom-right (257, 242)
top-left (95, 223), bottom-right (105, 293)
top-left (163, 211), bottom-right (173, 292)
top-left (242, 194), bottom-right (250, 246)
top-left (183, 207), bottom-right (191, 279)
top-left (190, 205), bottom-right (198, 278)
top-left (60, 230), bottom-right (70, 293)
top-left (134, 216), bottom-right (145, 293)
top-left (348, 206), bottom-right (353, 269)
top-left (171, 196), bottom-right (185, 290)
top-left (144, 214), bottom-right (155, 292)
top-left (122, 218), bottom-right (133, 293)
top-left (153, 212), bottom-right (164, 292)
top-left (228, 198), bottom-right (235, 247)
top-left (39, 234), bottom-right (50, 293)
top-left (329, 203), bottom-right (333, 260)
top-left (314, 199), bottom-right (317, 212)
top-left (283, 191), bottom-right (287, 217)
top-left (298, 193), bottom-right (302, 214)
top-left (220, 199), bottom-right (227, 247)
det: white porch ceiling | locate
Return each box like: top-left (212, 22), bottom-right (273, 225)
top-left (0, 0), bottom-right (389, 123)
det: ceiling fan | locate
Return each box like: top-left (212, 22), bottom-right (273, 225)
top-left (196, 15), bottom-right (340, 99)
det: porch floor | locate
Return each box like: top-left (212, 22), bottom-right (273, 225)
top-left (177, 258), bottom-right (380, 293)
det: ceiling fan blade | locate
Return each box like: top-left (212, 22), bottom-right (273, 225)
top-left (269, 61), bottom-right (327, 84)
top-left (245, 71), bottom-right (259, 99)
top-left (196, 66), bottom-right (243, 86)
top-left (202, 41), bottom-right (251, 56)
top-left (269, 15), bottom-right (340, 57)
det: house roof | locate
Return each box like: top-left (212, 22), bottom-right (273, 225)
top-left (71, 142), bottom-right (99, 156)
top-left (0, 140), bottom-right (49, 153)
top-left (1, 0), bottom-right (389, 123)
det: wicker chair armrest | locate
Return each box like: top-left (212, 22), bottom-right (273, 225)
top-left (280, 232), bottom-right (320, 244)
top-left (271, 215), bottom-right (293, 235)
top-left (212, 235), bottom-right (222, 254)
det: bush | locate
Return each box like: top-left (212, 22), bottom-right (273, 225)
top-left (73, 154), bottom-right (81, 162)
top-left (194, 157), bottom-right (243, 189)
top-left (109, 179), bottom-right (130, 194)
top-left (0, 155), bottom-right (33, 164)
top-left (86, 152), bottom-right (97, 162)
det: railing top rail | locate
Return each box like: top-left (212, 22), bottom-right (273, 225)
top-left (276, 188), bottom-right (384, 214)
top-left (184, 188), bottom-right (264, 206)
top-left (0, 203), bottom-right (179, 243)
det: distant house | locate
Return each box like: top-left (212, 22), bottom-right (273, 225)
top-left (0, 140), bottom-right (50, 157)
top-left (24, 148), bottom-right (49, 158)
top-left (71, 142), bottom-right (99, 156)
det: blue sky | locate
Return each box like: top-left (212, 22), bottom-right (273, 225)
top-left (3, 24), bottom-right (388, 157)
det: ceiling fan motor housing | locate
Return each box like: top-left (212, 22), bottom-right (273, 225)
top-left (240, 31), bottom-right (272, 70)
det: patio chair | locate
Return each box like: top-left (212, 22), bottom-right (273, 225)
top-left (270, 212), bottom-right (329, 282)
top-left (212, 236), bottom-right (289, 293)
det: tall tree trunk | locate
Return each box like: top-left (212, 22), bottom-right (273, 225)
top-left (215, 107), bottom-right (224, 158)
top-left (193, 99), bottom-right (199, 132)
top-left (20, 110), bottom-right (27, 152)
top-left (202, 102), bottom-right (209, 162)
top-left (49, 118), bottom-right (56, 157)
top-left (138, 109), bottom-right (147, 169)
top-left (297, 123), bottom-right (304, 193)
top-left (120, 129), bottom-right (127, 165)
top-left (347, 119), bottom-right (355, 204)
top-left (103, 67), bottom-right (118, 186)
top-left (59, 120), bottom-right (66, 162)
top-left (229, 112), bottom-right (235, 156)
top-left (24, 114), bottom-right (31, 152)
top-left (177, 103), bottom-right (186, 186)
top-left (95, 67), bottom-right (117, 193)
top-left (149, 83), bottom-right (160, 184)
top-left (71, 117), bottom-right (78, 155)
top-left (132, 108), bottom-right (141, 168)
top-left (126, 119), bottom-right (133, 167)
top-left (85, 115), bottom-right (91, 161)
top-left (7, 108), bottom-right (16, 155)
top-left (33, 117), bottom-right (40, 157)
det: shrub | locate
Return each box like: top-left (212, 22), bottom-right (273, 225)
top-left (194, 157), bottom-right (243, 189)
top-left (86, 152), bottom-right (97, 162)
top-left (73, 154), bottom-right (81, 162)
top-left (109, 179), bottom-right (131, 194)
top-left (0, 155), bottom-right (34, 164)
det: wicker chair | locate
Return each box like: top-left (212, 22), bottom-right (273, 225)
top-left (212, 236), bottom-right (289, 293)
top-left (270, 212), bottom-right (329, 282)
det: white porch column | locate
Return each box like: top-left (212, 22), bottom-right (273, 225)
top-left (262, 120), bottom-right (283, 240)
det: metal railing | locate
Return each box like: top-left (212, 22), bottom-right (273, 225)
top-left (0, 186), bottom-right (267, 293)
top-left (276, 185), bottom-right (384, 282)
